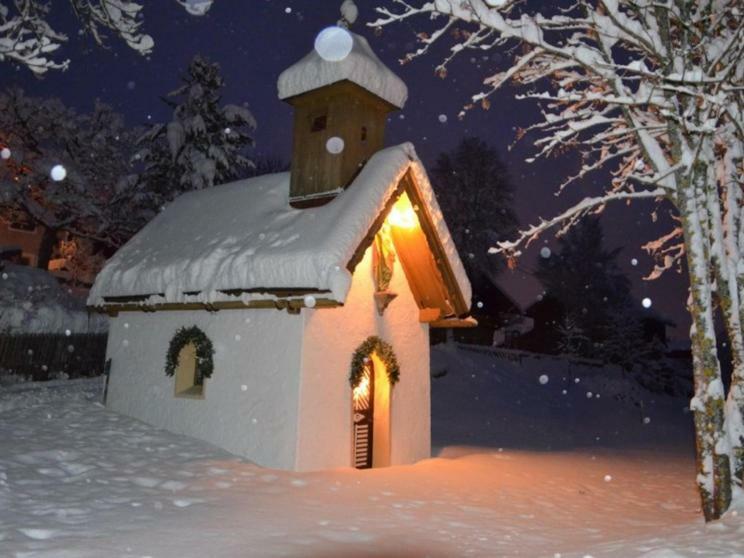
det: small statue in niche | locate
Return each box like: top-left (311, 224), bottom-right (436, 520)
top-left (373, 222), bottom-right (398, 315)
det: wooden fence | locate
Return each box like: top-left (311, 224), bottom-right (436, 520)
top-left (0, 333), bottom-right (108, 381)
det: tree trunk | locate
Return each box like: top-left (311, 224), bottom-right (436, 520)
top-left (681, 167), bottom-right (731, 521)
top-left (705, 172), bottom-right (744, 485)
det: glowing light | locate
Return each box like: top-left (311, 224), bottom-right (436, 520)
top-left (387, 195), bottom-right (418, 229)
top-left (352, 375), bottom-right (370, 403)
top-left (314, 26), bottom-right (353, 62)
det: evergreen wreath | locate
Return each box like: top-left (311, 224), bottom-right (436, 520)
top-left (165, 326), bottom-right (215, 383)
top-left (349, 336), bottom-right (400, 387)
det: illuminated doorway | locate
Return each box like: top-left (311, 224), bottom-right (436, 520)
top-left (351, 344), bottom-right (393, 469)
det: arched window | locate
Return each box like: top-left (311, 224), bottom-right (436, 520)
top-left (165, 326), bottom-right (214, 399)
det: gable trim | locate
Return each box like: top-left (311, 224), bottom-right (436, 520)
top-left (345, 166), bottom-right (470, 320)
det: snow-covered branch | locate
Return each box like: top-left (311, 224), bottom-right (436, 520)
top-left (0, 0), bottom-right (214, 74)
top-left (489, 188), bottom-right (666, 257)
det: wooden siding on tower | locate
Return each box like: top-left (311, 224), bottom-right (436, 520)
top-left (286, 81), bottom-right (394, 204)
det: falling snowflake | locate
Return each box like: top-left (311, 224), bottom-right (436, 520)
top-left (438, 114), bottom-right (448, 123)
top-left (178, 0), bottom-right (213, 16)
top-left (1, 147), bottom-right (10, 159)
top-left (326, 136), bottom-right (345, 154)
top-left (631, 258), bottom-right (638, 266)
top-left (642, 297), bottom-right (652, 308)
top-left (604, 474), bottom-right (612, 482)
top-left (643, 417), bottom-right (651, 424)
top-left (540, 247), bottom-right (551, 258)
top-left (314, 26), bottom-right (353, 62)
top-left (64, 329), bottom-right (71, 337)
top-left (50, 164), bottom-right (67, 181)
top-left (304, 295), bottom-right (317, 308)
top-left (586, 391), bottom-right (593, 398)
top-left (539, 374), bottom-right (549, 385)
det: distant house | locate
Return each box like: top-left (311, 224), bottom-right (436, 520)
top-left (431, 270), bottom-right (528, 347)
top-left (88, 29), bottom-right (473, 472)
top-left (511, 295), bottom-right (564, 354)
top-left (0, 217), bottom-right (50, 268)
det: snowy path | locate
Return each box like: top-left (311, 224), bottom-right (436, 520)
top-left (1, 378), bottom-right (743, 557)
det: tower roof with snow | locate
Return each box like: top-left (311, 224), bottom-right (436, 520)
top-left (277, 28), bottom-right (408, 109)
top-left (88, 143), bottom-right (472, 322)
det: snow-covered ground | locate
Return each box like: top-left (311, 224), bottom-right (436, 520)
top-left (1, 345), bottom-right (743, 557)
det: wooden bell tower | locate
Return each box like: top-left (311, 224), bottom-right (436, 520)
top-left (286, 81), bottom-right (397, 208)
top-left (278, 28), bottom-right (407, 208)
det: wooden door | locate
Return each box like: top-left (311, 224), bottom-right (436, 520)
top-left (352, 360), bottom-right (375, 469)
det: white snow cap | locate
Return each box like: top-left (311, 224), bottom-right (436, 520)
top-left (89, 143), bottom-right (470, 311)
top-left (278, 30), bottom-right (408, 109)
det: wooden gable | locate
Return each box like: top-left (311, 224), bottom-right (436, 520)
top-left (347, 169), bottom-right (473, 327)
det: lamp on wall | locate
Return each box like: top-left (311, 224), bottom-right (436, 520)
top-left (387, 194), bottom-right (417, 229)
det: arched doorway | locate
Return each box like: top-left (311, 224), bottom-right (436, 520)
top-left (350, 337), bottom-right (399, 469)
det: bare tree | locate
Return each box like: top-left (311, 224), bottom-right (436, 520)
top-left (372, 0), bottom-right (743, 520)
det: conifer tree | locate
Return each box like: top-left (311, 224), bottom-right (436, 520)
top-left (136, 55), bottom-right (256, 199)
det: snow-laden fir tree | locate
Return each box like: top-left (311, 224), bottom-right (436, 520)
top-left (0, 88), bottom-right (152, 269)
top-left (373, 0), bottom-right (743, 520)
top-left (0, 0), bottom-right (213, 75)
top-left (535, 216), bottom-right (655, 369)
top-left (136, 55), bottom-right (256, 199)
top-left (431, 137), bottom-right (518, 279)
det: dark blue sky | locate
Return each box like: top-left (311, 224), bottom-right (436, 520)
top-left (3, 0), bottom-right (690, 338)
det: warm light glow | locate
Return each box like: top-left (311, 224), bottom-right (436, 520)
top-left (352, 375), bottom-right (370, 403)
top-left (387, 194), bottom-right (418, 229)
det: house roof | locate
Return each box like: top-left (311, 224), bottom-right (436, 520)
top-left (88, 143), bottom-right (471, 316)
top-left (277, 30), bottom-right (408, 109)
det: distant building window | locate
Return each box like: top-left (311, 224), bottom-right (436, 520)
top-left (8, 221), bottom-right (36, 233)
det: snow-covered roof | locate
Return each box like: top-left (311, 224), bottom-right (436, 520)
top-left (277, 31), bottom-right (408, 109)
top-left (88, 143), bottom-right (470, 313)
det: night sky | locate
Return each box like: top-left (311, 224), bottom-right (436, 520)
top-left (3, 0), bottom-right (690, 339)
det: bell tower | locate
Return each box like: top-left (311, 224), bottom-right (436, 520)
top-left (277, 26), bottom-right (407, 208)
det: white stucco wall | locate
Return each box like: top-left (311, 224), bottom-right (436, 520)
top-left (295, 245), bottom-right (430, 471)
top-left (105, 308), bottom-right (304, 470)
